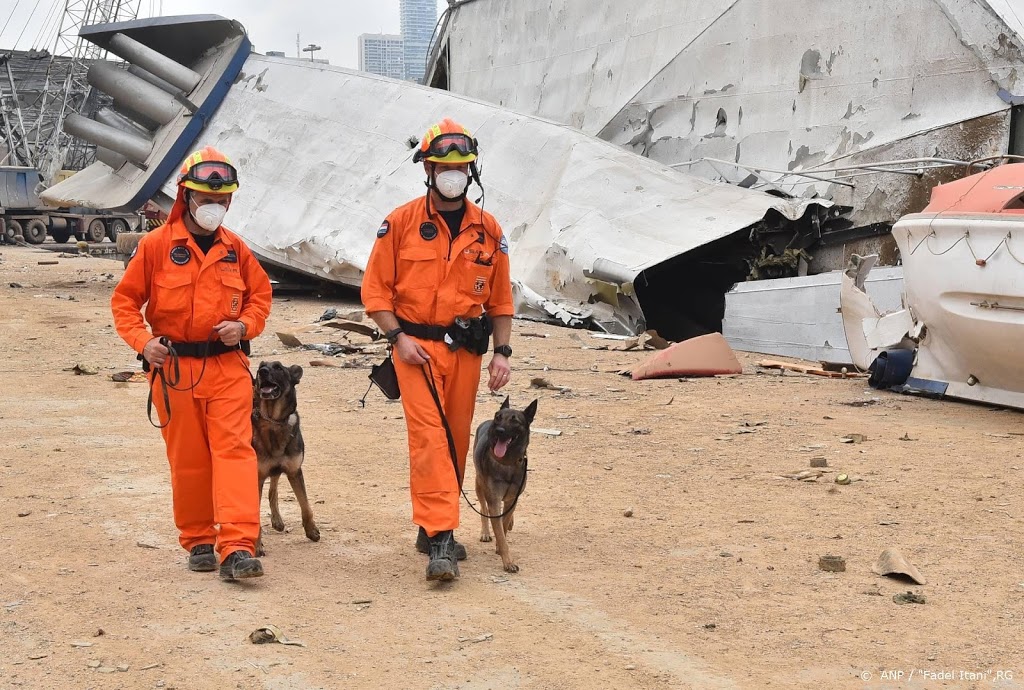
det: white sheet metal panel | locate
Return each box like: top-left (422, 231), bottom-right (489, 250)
top-left (439, 0), bottom-right (1024, 226)
top-left (723, 267), bottom-right (904, 362)
top-left (155, 55), bottom-right (826, 329)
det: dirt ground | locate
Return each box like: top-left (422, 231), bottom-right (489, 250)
top-left (1, 243), bottom-right (1023, 690)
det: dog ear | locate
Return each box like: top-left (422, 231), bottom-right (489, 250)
top-left (289, 364), bottom-right (303, 385)
top-left (500, 395), bottom-right (510, 410)
top-left (523, 399), bottom-right (538, 425)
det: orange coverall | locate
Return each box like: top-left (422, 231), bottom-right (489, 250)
top-left (111, 188), bottom-right (272, 562)
top-left (361, 197), bottom-right (515, 536)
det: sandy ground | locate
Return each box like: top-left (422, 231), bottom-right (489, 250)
top-left (1, 243), bottom-right (1023, 690)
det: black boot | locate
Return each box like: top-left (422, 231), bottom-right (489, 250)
top-left (425, 530), bottom-right (460, 581)
top-left (219, 550), bottom-right (264, 581)
top-left (187, 544), bottom-right (217, 572)
top-left (416, 526), bottom-right (467, 561)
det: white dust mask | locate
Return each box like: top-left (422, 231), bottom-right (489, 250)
top-left (434, 170), bottom-right (469, 199)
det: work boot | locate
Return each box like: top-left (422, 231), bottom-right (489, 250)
top-left (219, 550), bottom-right (264, 581)
top-left (416, 526), bottom-right (467, 561)
top-left (425, 530), bottom-right (460, 581)
top-left (187, 544), bottom-right (217, 572)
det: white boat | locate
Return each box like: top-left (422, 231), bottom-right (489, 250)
top-left (842, 161), bottom-right (1024, 409)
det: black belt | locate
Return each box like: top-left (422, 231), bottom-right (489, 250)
top-left (169, 339), bottom-right (251, 358)
top-left (396, 318), bottom-right (448, 342)
top-left (397, 315), bottom-right (492, 355)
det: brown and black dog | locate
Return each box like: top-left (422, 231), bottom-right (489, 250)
top-left (472, 396), bottom-right (538, 573)
top-left (251, 361), bottom-right (319, 557)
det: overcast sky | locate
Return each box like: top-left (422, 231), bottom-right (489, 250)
top-left (0, 0), bottom-right (448, 69)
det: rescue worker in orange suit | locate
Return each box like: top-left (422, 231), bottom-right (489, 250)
top-left (111, 147), bottom-right (272, 581)
top-left (362, 118), bottom-right (515, 581)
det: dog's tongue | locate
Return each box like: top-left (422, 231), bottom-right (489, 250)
top-left (260, 386), bottom-right (275, 396)
top-left (493, 438), bottom-right (510, 459)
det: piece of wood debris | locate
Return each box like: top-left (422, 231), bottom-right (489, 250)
top-left (457, 633), bottom-right (493, 643)
top-left (757, 359), bottom-right (866, 378)
top-left (533, 428), bottom-right (562, 437)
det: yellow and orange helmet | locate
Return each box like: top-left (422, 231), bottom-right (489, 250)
top-left (177, 146), bottom-right (239, 194)
top-left (413, 118), bottom-right (478, 164)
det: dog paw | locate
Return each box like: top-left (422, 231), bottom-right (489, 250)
top-left (480, 534), bottom-right (492, 543)
top-left (305, 526), bottom-right (320, 542)
top-left (255, 544), bottom-right (266, 557)
top-left (503, 562), bottom-right (519, 573)
top-left (271, 517), bottom-right (285, 532)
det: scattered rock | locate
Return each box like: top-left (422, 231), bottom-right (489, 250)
top-left (840, 433), bottom-right (867, 444)
top-left (703, 623), bottom-right (717, 630)
top-left (893, 591), bottom-right (926, 605)
top-left (625, 664), bottom-right (637, 671)
top-left (9, 282), bottom-right (23, 288)
top-left (17, 510), bottom-right (30, 517)
top-left (28, 653), bottom-right (49, 660)
top-left (117, 665), bottom-right (130, 672)
top-left (97, 666), bottom-right (118, 673)
top-left (719, 551), bottom-right (733, 558)
top-left (136, 541), bottom-right (159, 549)
top-left (249, 624), bottom-right (306, 647)
top-left (810, 457), bottom-right (828, 468)
top-left (71, 641), bottom-right (93, 648)
top-left (94, 628), bottom-right (105, 637)
top-left (623, 508), bottom-right (633, 518)
top-left (818, 555), bottom-right (846, 572)
top-left (87, 660), bottom-right (102, 669)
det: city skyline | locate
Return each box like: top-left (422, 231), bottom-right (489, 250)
top-left (400, 0), bottom-right (438, 83)
top-left (358, 33), bottom-right (405, 81)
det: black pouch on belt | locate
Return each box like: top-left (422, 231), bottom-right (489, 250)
top-left (448, 314), bottom-right (493, 356)
top-left (368, 353), bottom-right (401, 400)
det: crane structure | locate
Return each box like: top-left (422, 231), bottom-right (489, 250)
top-left (2, 0), bottom-right (142, 186)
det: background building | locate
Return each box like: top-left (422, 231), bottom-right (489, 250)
top-left (358, 33), bottom-right (404, 80)
top-left (399, 0), bottom-right (436, 83)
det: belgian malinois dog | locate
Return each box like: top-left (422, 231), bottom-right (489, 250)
top-left (251, 361), bottom-right (320, 556)
top-left (472, 396), bottom-right (538, 573)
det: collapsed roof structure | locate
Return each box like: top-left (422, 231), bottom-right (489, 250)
top-left (39, 14), bottom-right (831, 339)
top-left (426, 0), bottom-right (1024, 273)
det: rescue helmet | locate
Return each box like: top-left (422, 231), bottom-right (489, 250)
top-left (413, 118), bottom-right (478, 164)
top-left (177, 146), bottom-right (239, 194)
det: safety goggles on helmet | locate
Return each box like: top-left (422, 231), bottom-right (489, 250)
top-left (180, 160), bottom-right (238, 191)
top-left (414, 132), bottom-right (478, 163)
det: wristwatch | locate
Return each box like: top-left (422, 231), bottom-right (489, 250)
top-left (384, 327), bottom-right (404, 344)
top-left (494, 344), bottom-right (512, 357)
top-left (237, 321), bottom-right (247, 338)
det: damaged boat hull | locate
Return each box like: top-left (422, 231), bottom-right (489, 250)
top-left (842, 163), bottom-right (1024, 409)
top-left (40, 14), bottom-right (830, 338)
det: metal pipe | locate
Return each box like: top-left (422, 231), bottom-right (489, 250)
top-left (96, 146), bottom-right (128, 170)
top-left (95, 107), bottom-right (151, 137)
top-left (109, 32), bottom-right (201, 93)
top-left (63, 113), bottom-right (153, 165)
top-left (87, 62), bottom-right (181, 126)
top-left (111, 102), bottom-right (160, 132)
top-left (803, 157), bottom-right (973, 174)
top-left (127, 63), bottom-right (181, 95)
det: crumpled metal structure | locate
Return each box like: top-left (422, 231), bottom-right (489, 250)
top-left (428, 0), bottom-right (1024, 271)
top-left (40, 14), bottom-right (831, 337)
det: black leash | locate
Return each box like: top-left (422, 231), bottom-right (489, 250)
top-left (145, 333), bottom-right (218, 429)
top-left (420, 359), bottom-right (526, 520)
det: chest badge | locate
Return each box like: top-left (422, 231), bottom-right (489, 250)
top-left (419, 222), bottom-right (438, 241)
top-left (170, 246), bottom-right (191, 265)
top-left (221, 249), bottom-right (238, 263)
top-left (473, 276), bottom-right (486, 294)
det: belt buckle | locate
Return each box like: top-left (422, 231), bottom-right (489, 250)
top-left (454, 317), bottom-right (470, 330)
